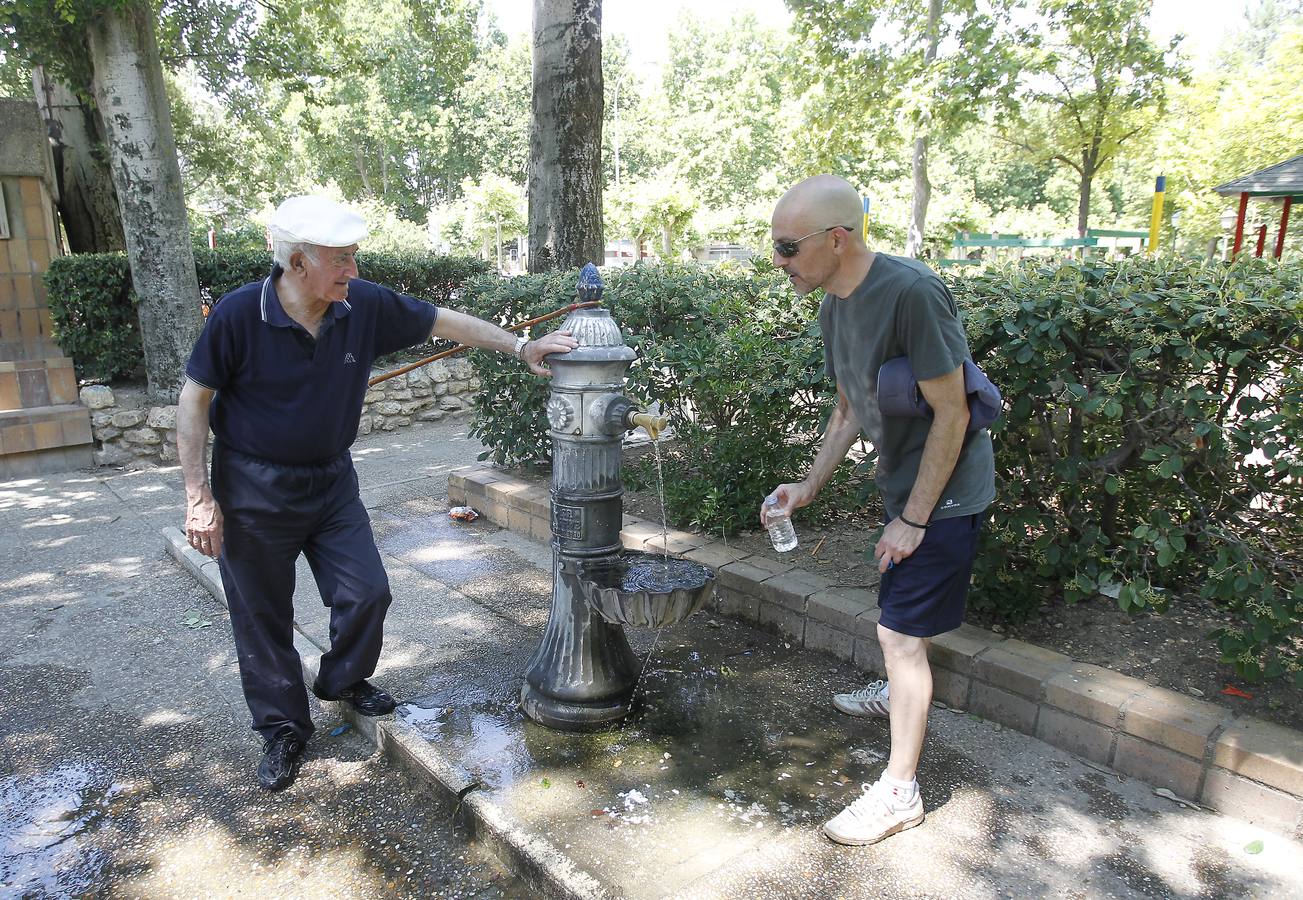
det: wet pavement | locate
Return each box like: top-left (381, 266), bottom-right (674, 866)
top-left (6, 417), bottom-right (1303, 898)
top-left (0, 428), bottom-right (522, 898)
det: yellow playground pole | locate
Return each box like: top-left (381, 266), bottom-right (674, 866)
top-left (1147, 176), bottom-right (1165, 254)
top-left (862, 196), bottom-right (871, 241)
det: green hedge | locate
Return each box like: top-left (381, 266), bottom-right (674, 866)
top-left (459, 264), bottom-right (845, 534)
top-left (957, 257), bottom-right (1302, 684)
top-left (43, 254), bottom-right (138, 382)
top-left (464, 258), bottom-right (1302, 684)
top-left (43, 251), bottom-right (491, 381)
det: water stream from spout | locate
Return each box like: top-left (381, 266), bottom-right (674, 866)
top-left (614, 436), bottom-right (672, 738)
top-left (651, 436), bottom-right (670, 568)
top-left (615, 624), bottom-right (666, 738)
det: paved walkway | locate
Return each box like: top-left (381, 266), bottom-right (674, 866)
top-left (0, 422), bottom-right (521, 898)
top-left (5, 417), bottom-right (1303, 898)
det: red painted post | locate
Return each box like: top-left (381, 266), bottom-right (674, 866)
top-left (1231, 192), bottom-right (1249, 257)
top-left (1255, 223), bottom-right (1268, 257)
top-left (1275, 196), bottom-right (1293, 260)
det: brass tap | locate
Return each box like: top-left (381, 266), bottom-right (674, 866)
top-left (630, 412), bottom-right (668, 440)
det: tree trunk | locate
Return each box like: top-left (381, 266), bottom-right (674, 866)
top-left (1076, 163), bottom-right (1092, 238)
top-left (661, 222), bottom-right (671, 257)
top-left (354, 146), bottom-right (374, 195)
top-left (87, 1), bottom-right (203, 403)
top-left (906, 134), bottom-right (931, 258)
top-left (31, 67), bottom-right (125, 253)
top-left (527, 0), bottom-right (603, 273)
top-left (904, 0), bottom-right (941, 259)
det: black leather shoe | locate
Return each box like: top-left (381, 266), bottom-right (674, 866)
top-left (257, 728), bottom-right (305, 791)
top-left (312, 678), bottom-right (398, 716)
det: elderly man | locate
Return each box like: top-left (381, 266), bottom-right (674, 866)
top-left (761, 175), bottom-right (995, 845)
top-left (178, 195), bottom-right (577, 791)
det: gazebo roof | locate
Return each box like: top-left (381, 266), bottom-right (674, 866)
top-left (1214, 154), bottom-right (1303, 198)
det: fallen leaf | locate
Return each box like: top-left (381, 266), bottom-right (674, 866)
top-left (541, 777), bottom-right (551, 788)
top-left (590, 809), bottom-right (606, 817)
top-left (1244, 839), bottom-right (1264, 855)
top-left (613, 759), bottom-right (622, 768)
top-left (575, 780), bottom-right (586, 789)
top-left (1221, 685), bottom-right (1254, 699)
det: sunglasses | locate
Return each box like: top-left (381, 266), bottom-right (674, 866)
top-left (773, 225), bottom-right (857, 258)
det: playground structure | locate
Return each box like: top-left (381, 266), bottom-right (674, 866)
top-left (1215, 153), bottom-right (1300, 261)
top-left (936, 228), bottom-right (1149, 267)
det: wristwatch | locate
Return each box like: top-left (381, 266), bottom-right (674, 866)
top-left (513, 335), bottom-right (528, 359)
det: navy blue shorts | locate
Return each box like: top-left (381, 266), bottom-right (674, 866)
top-left (877, 513), bottom-right (983, 639)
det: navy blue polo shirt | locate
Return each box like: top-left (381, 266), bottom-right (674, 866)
top-left (185, 274), bottom-right (437, 464)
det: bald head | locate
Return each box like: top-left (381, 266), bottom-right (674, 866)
top-left (771, 174), bottom-right (872, 297)
top-left (773, 174), bottom-right (864, 238)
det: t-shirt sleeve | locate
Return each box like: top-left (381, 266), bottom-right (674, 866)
top-left (897, 275), bottom-right (968, 382)
top-left (372, 284), bottom-right (439, 357)
top-left (185, 305), bottom-right (238, 391)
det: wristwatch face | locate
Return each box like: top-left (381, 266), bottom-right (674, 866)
top-left (514, 336), bottom-right (528, 356)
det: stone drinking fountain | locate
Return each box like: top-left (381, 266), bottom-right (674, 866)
top-left (520, 264), bottom-right (716, 731)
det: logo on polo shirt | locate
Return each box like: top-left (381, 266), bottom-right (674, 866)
top-left (940, 498), bottom-right (958, 509)
top-left (343, 352), bottom-right (357, 365)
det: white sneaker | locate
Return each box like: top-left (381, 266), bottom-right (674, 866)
top-left (833, 679), bottom-right (890, 717)
top-left (823, 779), bottom-right (925, 846)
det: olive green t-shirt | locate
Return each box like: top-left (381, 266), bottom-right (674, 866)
top-left (819, 253), bottom-right (995, 521)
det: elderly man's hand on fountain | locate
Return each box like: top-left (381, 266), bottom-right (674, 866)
top-left (520, 330), bottom-right (580, 377)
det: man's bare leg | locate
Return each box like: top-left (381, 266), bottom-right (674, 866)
top-left (823, 623), bottom-right (931, 844)
top-left (879, 623), bottom-right (932, 781)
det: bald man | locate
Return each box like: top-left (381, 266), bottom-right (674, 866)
top-left (761, 175), bottom-right (994, 845)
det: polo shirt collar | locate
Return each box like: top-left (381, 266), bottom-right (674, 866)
top-left (261, 274), bottom-right (353, 329)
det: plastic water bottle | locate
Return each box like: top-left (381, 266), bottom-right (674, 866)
top-left (763, 495), bottom-right (798, 552)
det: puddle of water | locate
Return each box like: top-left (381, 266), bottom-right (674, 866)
top-left (0, 761), bottom-right (123, 895)
top-left (416, 626), bottom-right (905, 830)
top-left (397, 702), bottom-right (448, 730)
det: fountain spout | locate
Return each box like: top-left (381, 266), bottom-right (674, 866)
top-left (629, 411), bottom-right (667, 440)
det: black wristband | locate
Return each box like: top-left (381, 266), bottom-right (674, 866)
top-left (898, 515), bottom-right (929, 530)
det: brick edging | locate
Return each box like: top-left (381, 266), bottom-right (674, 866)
top-left (451, 466), bottom-right (1303, 840)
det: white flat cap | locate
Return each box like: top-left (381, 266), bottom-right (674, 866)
top-left (269, 195), bottom-right (369, 247)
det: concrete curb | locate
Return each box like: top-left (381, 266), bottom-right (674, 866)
top-left (162, 527), bottom-right (609, 900)
top-left (450, 467), bottom-right (1303, 841)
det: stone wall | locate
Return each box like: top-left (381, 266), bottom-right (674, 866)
top-left (80, 356), bottom-right (481, 469)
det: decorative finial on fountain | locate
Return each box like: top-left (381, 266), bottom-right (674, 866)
top-left (577, 262), bottom-right (604, 301)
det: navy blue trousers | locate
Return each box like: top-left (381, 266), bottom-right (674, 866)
top-left (212, 445), bottom-right (392, 742)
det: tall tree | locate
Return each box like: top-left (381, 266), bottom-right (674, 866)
top-left (527, 0), bottom-right (603, 272)
top-left (31, 66), bottom-right (125, 251)
top-left (1008, 0), bottom-right (1185, 237)
top-left (2, 2), bottom-right (127, 251)
top-left (788, 0), bottom-right (1024, 256)
top-left (86, 0), bottom-right (201, 401)
top-left (658, 14), bottom-right (792, 211)
top-left (1147, 18), bottom-right (1303, 249)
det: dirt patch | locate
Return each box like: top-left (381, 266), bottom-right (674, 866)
top-left (619, 480), bottom-right (1303, 734)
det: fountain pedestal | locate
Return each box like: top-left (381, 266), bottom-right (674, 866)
top-left (519, 265), bottom-right (713, 731)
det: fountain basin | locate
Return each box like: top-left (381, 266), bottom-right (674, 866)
top-left (579, 550), bottom-right (715, 628)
